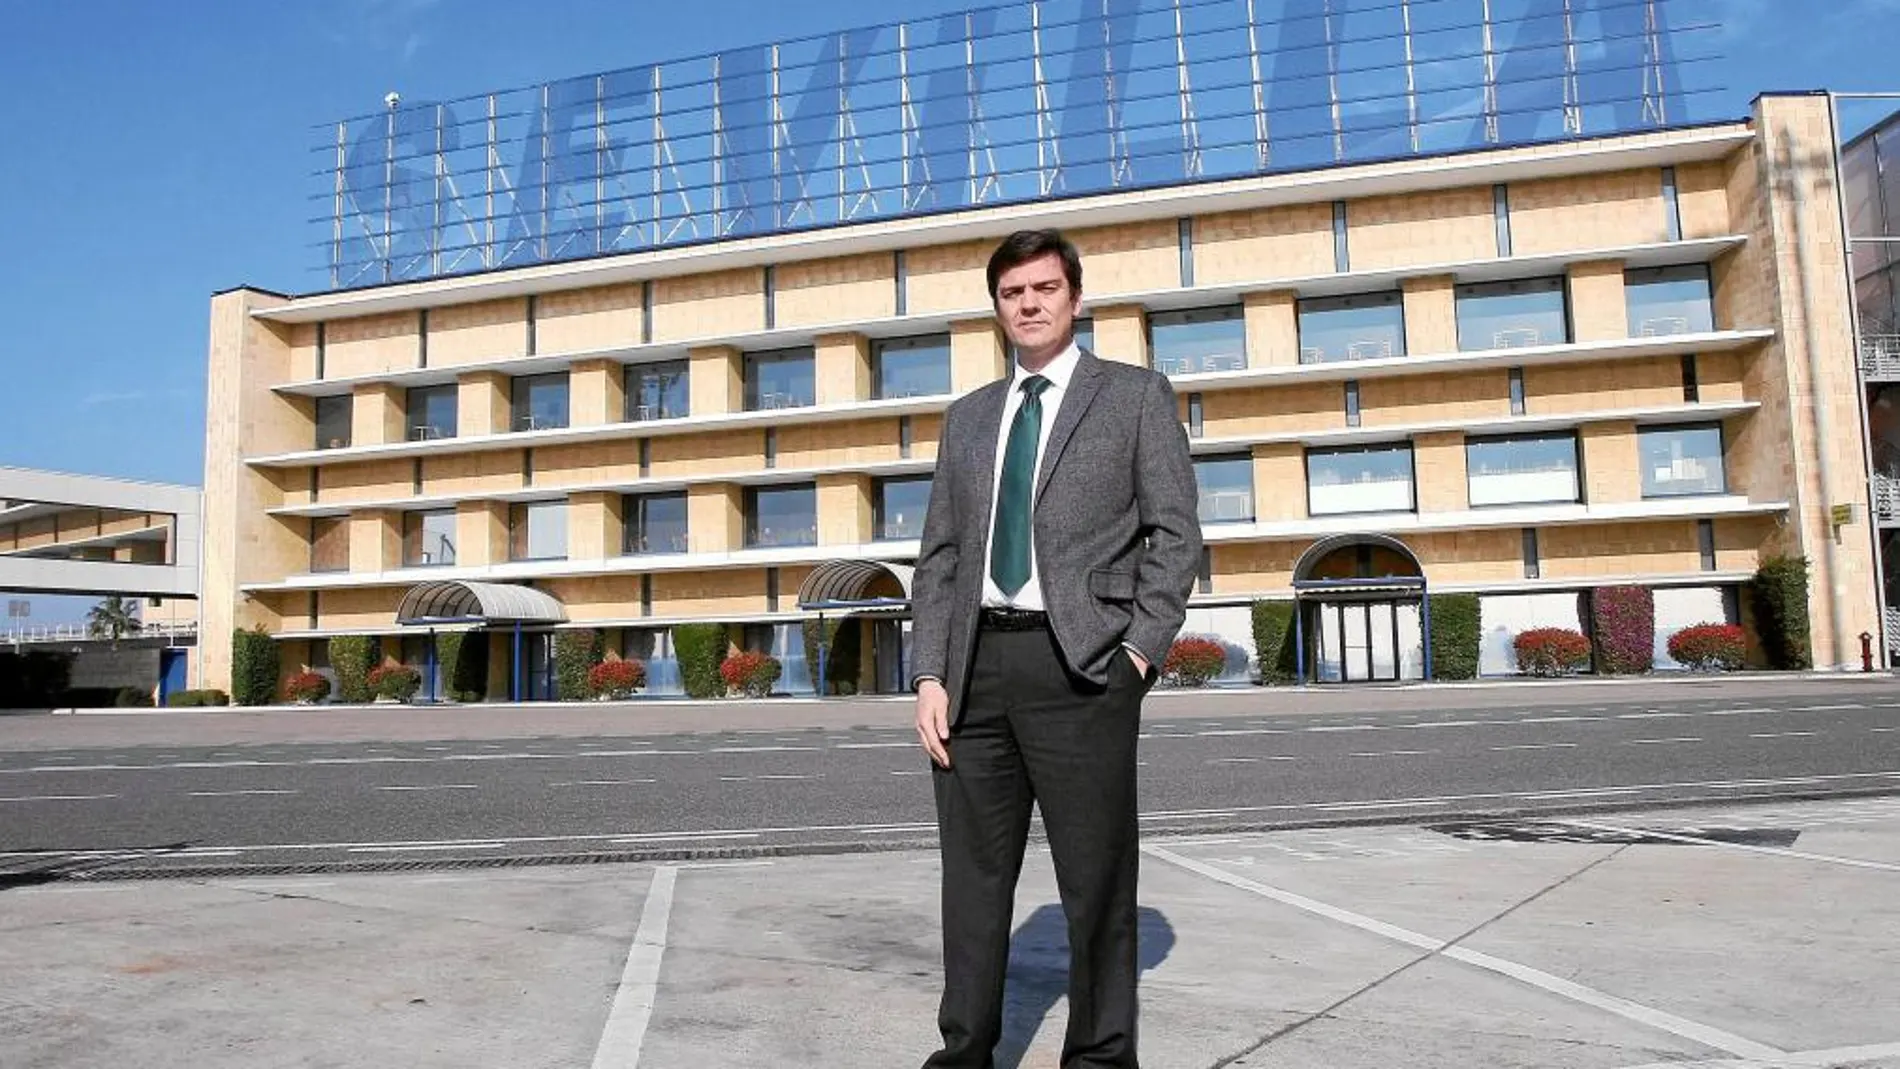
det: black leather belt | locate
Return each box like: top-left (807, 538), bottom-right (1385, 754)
top-left (979, 606), bottom-right (1049, 632)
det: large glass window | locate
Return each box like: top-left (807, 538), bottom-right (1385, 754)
top-left (1306, 444), bottom-right (1416, 516)
top-left (1456, 278), bottom-right (1570, 351)
top-left (1149, 305), bottom-right (1247, 374)
top-left (1625, 265), bottom-right (1715, 337)
top-left (1298, 292), bottom-right (1406, 363)
top-left (405, 385), bottom-right (458, 441)
top-left (625, 360), bottom-right (689, 422)
top-left (875, 476), bottom-right (932, 540)
top-left (1466, 433), bottom-right (1581, 507)
top-left (309, 516), bottom-right (349, 573)
top-left (745, 347), bottom-right (816, 411)
top-left (511, 373), bottom-right (569, 431)
top-left (624, 491), bottom-right (689, 554)
top-left (1074, 317), bottom-right (1094, 354)
top-left (1639, 424), bottom-right (1727, 497)
top-left (403, 509), bottom-right (457, 566)
top-left (508, 500), bottom-right (569, 560)
top-left (873, 335), bottom-right (952, 399)
top-left (315, 395), bottom-right (352, 450)
top-left (745, 484), bottom-right (817, 547)
top-left (1193, 454), bottom-right (1255, 523)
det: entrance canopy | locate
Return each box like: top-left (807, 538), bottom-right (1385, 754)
top-left (797, 560), bottom-right (914, 612)
top-left (395, 580), bottom-right (567, 626)
top-left (1292, 533), bottom-right (1426, 595)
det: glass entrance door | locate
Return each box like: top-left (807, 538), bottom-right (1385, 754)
top-left (1311, 599), bottom-right (1423, 683)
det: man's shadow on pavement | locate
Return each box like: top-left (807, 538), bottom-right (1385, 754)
top-left (995, 904), bottom-right (1176, 1069)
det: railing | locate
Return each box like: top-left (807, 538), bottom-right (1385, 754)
top-left (1860, 335), bottom-right (1900, 379)
top-left (1886, 608), bottom-right (1900, 660)
top-left (4, 619), bottom-right (199, 646)
top-left (1873, 473), bottom-right (1900, 523)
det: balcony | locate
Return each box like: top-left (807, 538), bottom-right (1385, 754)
top-left (1873, 473), bottom-right (1900, 523)
top-left (1860, 336), bottom-right (1900, 380)
top-left (1887, 607), bottom-right (1900, 660)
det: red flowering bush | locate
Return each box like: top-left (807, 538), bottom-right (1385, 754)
top-left (1513, 628), bottom-right (1592, 677)
top-left (719, 651), bottom-right (782, 698)
top-left (283, 671), bottom-right (331, 704)
top-left (367, 663), bottom-right (422, 703)
top-left (588, 658), bottom-right (647, 699)
top-left (1667, 623), bottom-right (1745, 671)
top-left (1163, 636), bottom-right (1227, 688)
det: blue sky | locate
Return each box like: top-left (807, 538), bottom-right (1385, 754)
top-left (2, 0), bottom-right (1898, 622)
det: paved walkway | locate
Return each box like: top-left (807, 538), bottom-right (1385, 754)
top-left (5, 794), bottom-right (1898, 1068)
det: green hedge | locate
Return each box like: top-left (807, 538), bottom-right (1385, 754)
top-left (435, 631), bottom-right (487, 702)
top-left (554, 629), bottom-right (603, 701)
top-left (1248, 601), bottom-right (1297, 684)
top-left (165, 688), bottom-right (229, 708)
top-left (231, 627), bottom-right (280, 706)
top-left (1428, 593), bottom-right (1481, 680)
top-left (1750, 554), bottom-right (1813, 670)
top-left (327, 635), bottom-right (377, 703)
top-left (674, 623), bottom-right (728, 699)
top-left (802, 618), bottom-right (863, 696)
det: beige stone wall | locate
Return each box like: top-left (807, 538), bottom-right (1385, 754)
top-left (533, 440), bottom-right (641, 488)
top-left (1071, 219), bottom-right (1177, 294)
top-left (317, 459), bottom-right (412, 505)
top-left (536, 283), bottom-right (643, 354)
top-left (653, 268), bottom-right (764, 342)
top-left (430, 299), bottom-right (523, 367)
top-left (778, 253), bottom-right (895, 327)
top-left (1510, 169), bottom-right (1668, 256)
top-left (1250, 444), bottom-right (1305, 522)
top-left (324, 312), bottom-right (418, 379)
top-left (906, 239), bottom-right (990, 315)
top-left (351, 383), bottom-right (405, 446)
top-left (1089, 305), bottom-right (1147, 366)
top-left (1402, 276), bottom-right (1457, 355)
top-left (1675, 160), bottom-right (1733, 241)
top-left (457, 371), bottom-right (512, 437)
top-left (1349, 187), bottom-right (1496, 271)
top-left (1359, 370), bottom-right (1505, 427)
top-left (688, 484), bottom-right (743, 553)
top-left (1523, 356), bottom-right (1688, 415)
top-left (777, 420), bottom-right (904, 471)
top-left (652, 567), bottom-right (771, 617)
top-left (1195, 203), bottom-right (1332, 285)
top-left (1580, 422), bottom-right (1641, 504)
top-left (456, 501), bottom-right (508, 567)
top-left (569, 359), bottom-right (625, 427)
top-left (689, 345), bottom-right (742, 415)
top-left (650, 431), bottom-right (763, 478)
top-left (1413, 431), bottom-right (1469, 513)
top-left (950, 320), bottom-right (1006, 392)
top-left (1203, 383), bottom-right (1338, 439)
top-left (817, 474), bottom-right (873, 545)
top-left (1568, 261), bottom-right (1630, 343)
top-left (814, 333), bottom-right (871, 406)
top-left (1243, 291), bottom-right (1298, 367)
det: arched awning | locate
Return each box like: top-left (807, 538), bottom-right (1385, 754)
top-left (395, 580), bottom-right (568, 626)
top-left (797, 560), bottom-right (915, 611)
top-left (1291, 533), bottom-right (1426, 596)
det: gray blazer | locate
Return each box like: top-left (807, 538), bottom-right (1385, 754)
top-left (909, 348), bottom-right (1203, 722)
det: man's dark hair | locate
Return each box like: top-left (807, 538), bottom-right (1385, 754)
top-left (985, 229), bottom-right (1083, 301)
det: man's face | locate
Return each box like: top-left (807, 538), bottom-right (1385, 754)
top-left (993, 251), bottom-right (1081, 358)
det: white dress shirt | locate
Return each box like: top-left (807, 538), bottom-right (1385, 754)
top-left (981, 341), bottom-right (1082, 611)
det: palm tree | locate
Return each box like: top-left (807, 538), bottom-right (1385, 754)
top-left (87, 596), bottom-right (142, 646)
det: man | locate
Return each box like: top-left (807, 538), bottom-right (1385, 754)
top-left (909, 229), bottom-right (1203, 1069)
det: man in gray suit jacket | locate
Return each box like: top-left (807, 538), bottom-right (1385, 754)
top-left (910, 229), bottom-right (1203, 1068)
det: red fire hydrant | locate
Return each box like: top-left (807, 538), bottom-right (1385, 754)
top-left (1860, 631), bottom-right (1875, 672)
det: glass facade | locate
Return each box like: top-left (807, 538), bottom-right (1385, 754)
top-left (1298, 292), bottom-right (1406, 363)
top-left (1150, 305), bottom-right (1246, 374)
top-left (509, 500), bottom-right (569, 560)
top-left (1193, 454), bottom-right (1255, 523)
top-left (875, 476), bottom-right (931, 541)
top-left (746, 484), bottom-right (817, 547)
top-left (1625, 265), bottom-right (1715, 337)
top-left (1456, 278), bottom-right (1570, 351)
top-left (406, 385), bottom-right (458, 440)
top-left (745, 347), bottom-right (816, 410)
top-left (625, 492), bottom-right (689, 555)
top-left (625, 361), bottom-right (689, 422)
top-left (1466, 434), bottom-right (1582, 507)
top-left (511, 373), bottom-right (569, 431)
top-left (873, 336), bottom-right (952, 399)
top-left (315, 395), bottom-right (352, 450)
top-left (403, 509), bottom-right (457, 566)
top-left (1639, 424), bottom-right (1726, 497)
top-left (1307, 444), bottom-right (1416, 516)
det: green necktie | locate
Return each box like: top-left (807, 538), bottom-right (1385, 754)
top-left (990, 375), bottom-right (1051, 598)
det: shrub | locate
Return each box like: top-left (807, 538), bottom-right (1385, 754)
top-left (327, 635), bottom-right (377, 703)
top-left (1590, 585), bottom-right (1655, 675)
top-left (1668, 623), bottom-right (1746, 672)
top-left (1429, 593), bottom-right (1482, 681)
top-left (1163, 635), bottom-right (1227, 688)
top-left (283, 671), bottom-right (332, 704)
top-left (165, 688), bottom-right (229, 708)
top-left (1514, 628), bottom-right (1592, 677)
top-left (1249, 601), bottom-right (1296, 684)
top-left (802, 618), bottom-right (862, 696)
top-left (435, 631), bottom-right (487, 702)
top-left (719, 651), bottom-right (782, 698)
top-left (113, 686), bottom-right (155, 708)
top-left (674, 623), bottom-right (728, 699)
top-left (231, 626), bottom-right (280, 706)
top-left (367, 664), bottom-right (422, 703)
top-left (553, 629), bottom-right (603, 701)
top-left (588, 658), bottom-right (647, 699)
top-left (1749, 555), bottom-right (1813, 670)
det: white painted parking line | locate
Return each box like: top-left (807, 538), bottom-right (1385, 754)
top-left (187, 789), bottom-right (298, 797)
top-left (375, 784), bottom-right (478, 792)
top-left (348, 842), bottom-right (506, 853)
top-left (1557, 819), bottom-right (1900, 873)
top-left (1626, 737), bottom-right (1703, 745)
top-left (1145, 846), bottom-right (1786, 1060)
top-left (1349, 749), bottom-right (1439, 758)
top-left (1784, 703), bottom-right (1866, 712)
top-left (709, 745), bottom-right (817, 753)
top-left (834, 741), bottom-right (915, 749)
top-left (1748, 731), bottom-right (1818, 740)
top-left (0, 794), bottom-right (117, 803)
top-left (550, 779), bottom-right (657, 787)
top-left (1315, 799), bottom-right (1449, 812)
top-left (1490, 742), bottom-right (1580, 751)
top-left (591, 865), bottom-right (677, 1069)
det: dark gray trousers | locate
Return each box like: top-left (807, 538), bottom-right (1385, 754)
top-left (923, 624), bottom-right (1146, 1069)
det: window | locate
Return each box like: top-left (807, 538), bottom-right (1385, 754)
top-left (746, 484), bottom-right (817, 547)
top-left (1332, 200), bottom-right (1350, 272)
top-left (1509, 367), bottom-right (1526, 415)
top-left (508, 500), bottom-right (568, 560)
top-left (1466, 433), bottom-right (1581, 507)
top-left (1681, 353), bottom-right (1700, 402)
top-left (1177, 217), bottom-right (1195, 287)
top-left (1150, 305), bottom-right (1246, 375)
top-left (766, 567), bottom-right (780, 612)
top-left (763, 428), bottom-right (777, 469)
top-left (876, 475), bottom-right (932, 541)
top-left (1194, 454), bottom-right (1255, 523)
top-left (763, 266), bottom-right (776, 329)
top-left (898, 416), bottom-right (913, 459)
top-left (894, 250), bottom-right (908, 315)
top-left (1522, 528), bottom-right (1540, 579)
top-left (1662, 166), bottom-right (1683, 241)
top-left (1197, 546), bottom-right (1213, 594)
top-left (1625, 265), bottom-right (1715, 337)
top-left (1639, 424), bottom-right (1726, 497)
top-left (1187, 393), bottom-right (1203, 438)
top-left (1306, 444), bottom-right (1415, 516)
top-left (624, 492), bottom-right (688, 555)
top-left (403, 510), bottom-right (457, 566)
top-left (873, 335), bottom-right (952, 399)
top-left (315, 395), bottom-right (352, 450)
top-left (309, 516), bottom-right (349, 573)
top-left (1344, 380), bottom-right (1361, 427)
top-left (511, 373), bottom-right (569, 431)
top-left (626, 360), bottom-right (689, 421)
top-left (1456, 278), bottom-right (1569, 351)
top-left (1698, 519), bottom-right (1717, 571)
top-left (406, 385), bottom-right (457, 441)
top-left (745, 347), bottom-right (815, 411)
top-left (1298, 292), bottom-right (1405, 363)
top-left (1493, 183), bottom-right (1513, 257)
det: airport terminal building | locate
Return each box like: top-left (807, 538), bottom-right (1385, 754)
top-left (198, 0), bottom-right (1879, 697)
